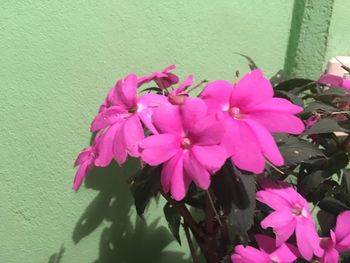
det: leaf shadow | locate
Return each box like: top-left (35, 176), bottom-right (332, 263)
top-left (73, 159), bottom-right (190, 263)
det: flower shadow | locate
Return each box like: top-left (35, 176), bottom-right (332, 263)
top-left (73, 159), bottom-right (190, 263)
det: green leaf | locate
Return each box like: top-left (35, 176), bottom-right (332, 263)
top-left (163, 202), bottom-right (181, 245)
top-left (128, 165), bottom-right (161, 216)
top-left (318, 87), bottom-right (349, 97)
top-left (317, 210), bottom-right (336, 235)
top-left (303, 118), bottom-right (349, 135)
top-left (269, 70), bottom-right (284, 86)
top-left (278, 136), bottom-right (324, 166)
top-left (235, 53), bottom-right (258, 70)
top-left (299, 152), bottom-right (349, 193)
top-left (342, 169), bottom-right (350, 193)
top-left (301, 101), bottom-right (338, 117)
top-left (227, 167), bottom-right (256, 241)
top-left (274, 78), bottom-right (315, 93)
top-left (319, 196), bottom-right (350, 214)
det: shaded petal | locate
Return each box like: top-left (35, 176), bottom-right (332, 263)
top-left (91, 106), bottom-right (127, 132)
top-left (200, 80), bottom-right (232, 112)
top-left (319, 74), bottom-right (343, 87)
top-left (255, 235), bottom-right (277, 254)
top-left (247, 97), bottom-right (303, 114)
top-left (230, 69), bottom-right (273, 109)
top-left (94, 123), bottom-right (120, 167)
top-left (296, 218), bottom-right (323, 260)
top-left (140, 134), bottom-right (180, 166)
top-left (334, 211), bottom-right (350, 252)
top-left (191, 145), bottom-right (226, 174)
top-left (122, 115), bottom-right (144, 157)
top-left (180, 97), bottom-right (207, 132)
top-left (224, 119), bottom-right (265, 173)
top-left (190, 112), bottom-right (226, 146)
top-left (184, 151), bottom-right (211, 190)
top-left (152, 104), bottom-right (183, 134)
top-left (247, 111), bottom-right (305, 134)
top-left (243, 118), bottom-right (284, 166)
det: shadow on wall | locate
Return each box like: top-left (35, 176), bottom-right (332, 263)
top-left (66, 159), bottom-right (190, 263)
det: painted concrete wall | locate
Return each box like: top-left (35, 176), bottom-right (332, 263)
top-left (1, 1), bottom-right (348, 263)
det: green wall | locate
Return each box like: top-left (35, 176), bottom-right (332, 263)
top-left (0, 1), bottom-right (347, 262)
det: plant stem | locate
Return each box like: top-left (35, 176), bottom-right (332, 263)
top-left (183, 223), bottom-right (199, 263)
top-left (160, 190), bottom-right (205, 238)
top-left (206, 190), bottom-right (223, 227)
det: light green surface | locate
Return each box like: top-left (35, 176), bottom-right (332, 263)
top-left (1, 1), bottom-right (347, 262)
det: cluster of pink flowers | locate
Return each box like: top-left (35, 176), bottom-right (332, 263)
top-left (231, 180), bottom-right (350, 262)
top-left (73, 65), bottom-right (304, 199)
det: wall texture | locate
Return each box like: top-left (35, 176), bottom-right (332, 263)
top-left (0, 1), bottom-right (347, 263)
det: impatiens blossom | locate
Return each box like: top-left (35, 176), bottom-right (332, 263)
top-left (256, 180), bottom-right (323, 261)
top-left (319, 211), bottom-right (350, 263)
top-left (73, 132), bottom-right (101, 190)
top-left (138, 64), bottom-right (179, 89)
top-left (91, 73), bottom-right (168, 166)
top-left (201, 69), bottom-right (304, 174)
top-left (319, 74), bottom-right (350, 90)
top-left (139, 98), bottom-right (227, 200)
top-left (231, 235), bottom-right (298, 263)
top-left (168, 75), bottom-right (194, 105)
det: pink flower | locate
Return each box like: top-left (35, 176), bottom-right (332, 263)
top-left (91, 73), bottom-right (168, 166)
top-left (231, 235), bottom-right (298, 263)
top-left (319, 74), bottom-right (350, 90)
top-left (139, 97), bottom-right (227, 200)
top-left (200, 69), bottom-right (304, 174)
top-left (138, 64), bottom-right (179, 90)
top-left (319, 211), bottom-right (350, 263)
top-left (256, 180), bottom-right (323, 261)
top-left (73, 133), bottom-right (101, 190)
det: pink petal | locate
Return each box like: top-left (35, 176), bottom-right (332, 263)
top-left (343, 79), bottom-right (350, 90)
top-left (94, 123), bottom-right (120, 167)
top-left (170, 154), bottom-right (190, 201)
top-left (334, 211), bottom-right (350, 252)
top-left (180, 97), bottom-right (207, 132)
top-left (140, 134), bottom-right (180, 166)
top-left (296, 218), bottom-right (323, 260)
top-left (270, 242), bottom-right (298, 263)
top-left (224, 119), bottom-right (265, 173)
top-left (183, 151), bottom-right (211, 190)
top-left (90, 106), bottom-right (127, 132)
top-left (230, 69), bottom-right (273, 109)
top-left (243, 118), bottom-right (284, 166)
top-left (201, 80), bottom-right (232, 113)
top-left (122, 115), bottom-right (144, 157)
top-left (163, 64), bottom-right (176, 73)
top-left (161, 151), bottom-right (182, 193)
top-left (152, 104), bottom-right (183, 134)
top-left (256, 189), bottom-right (292, 211)
top-left (72, 161), bottom-right (91, 190)
top-left (247, 98), bottom-right (303, 114)
top-left (261, 210), bottom-right (294, 243)
top-left (322, 248), bottom-right (339, 263)
top-left (191, 145), bottom-right (226, 174)
top-left (247, 111), bottom-right (305, 134)
top-left (116, 74), bottom-right (138, 108)
top-left (74, 147), bottom-right (93, 167)
top-left (112, 123), bottom-right (127, 165)
top-left (274, 221), bottom-right (297, 246)
top-left (171, 75), bottom-right (193, 95)
top-left (319, 74), bottom-right (343, 87)
top-left (232, 245), bottom-right (270, 263)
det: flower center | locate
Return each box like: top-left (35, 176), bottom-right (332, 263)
top-left (292, 205), bottom-right (303, 216)
top-left (181, 137), bottom-right (192, 149)
top-left (128, 105), bottom-right (138, 113)
top-left (229, 107), bottom-right (242, 119)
